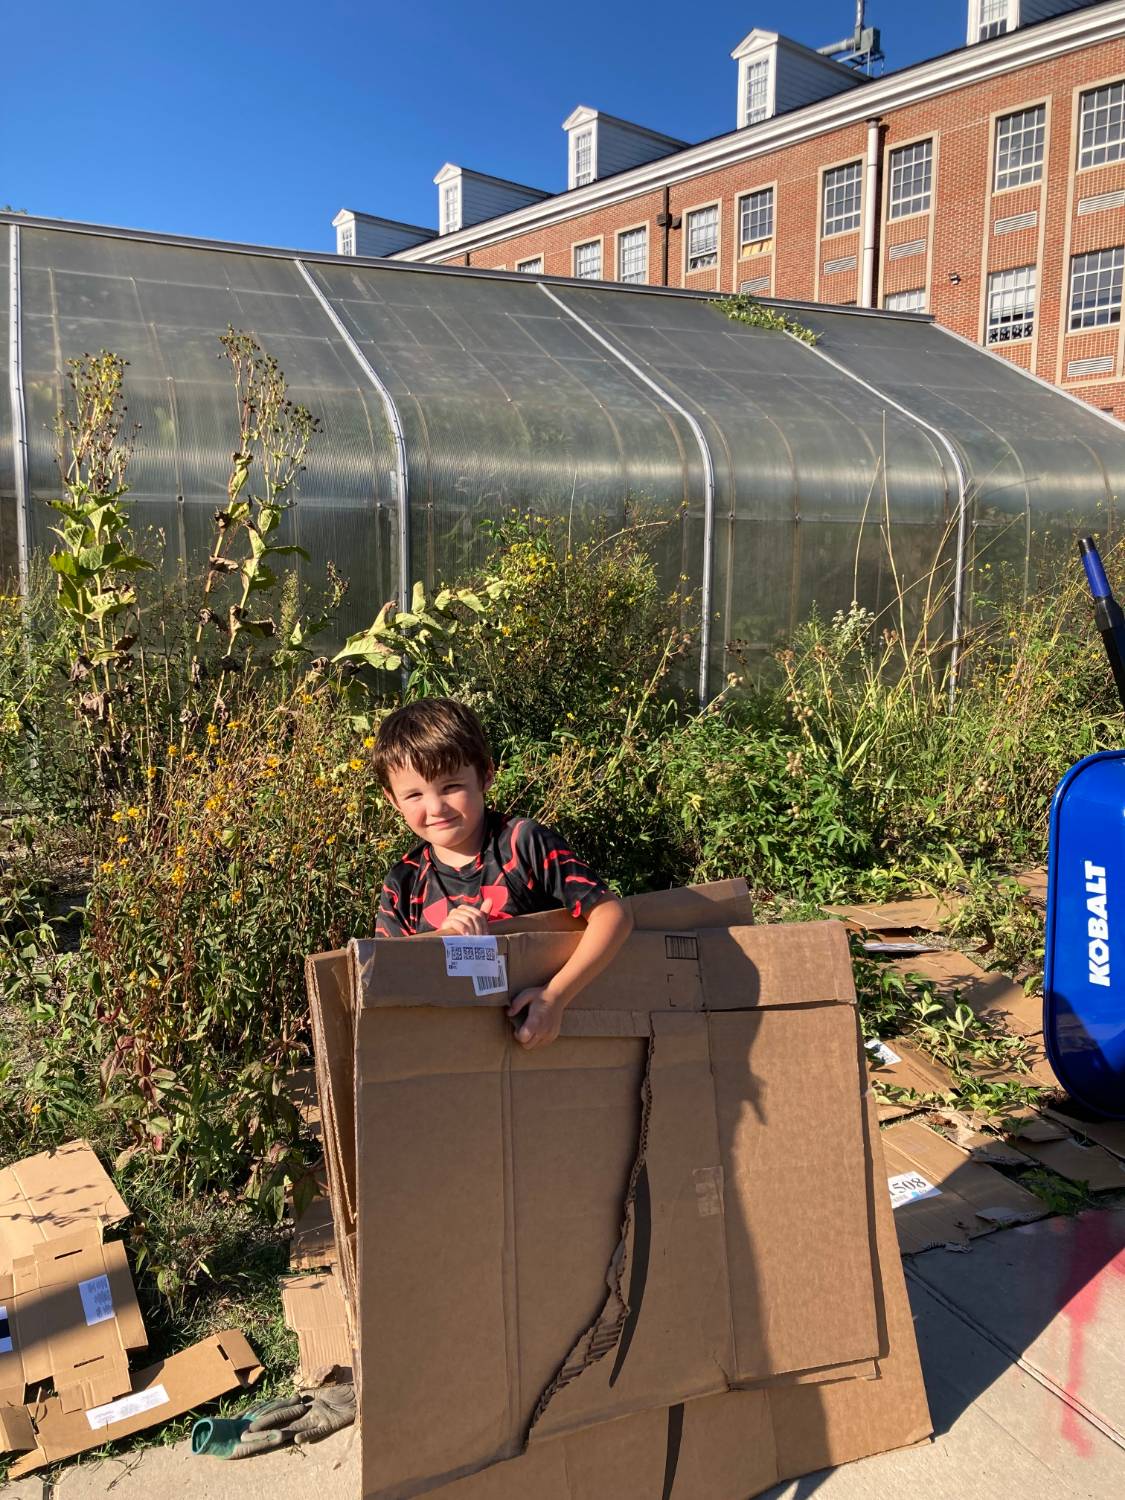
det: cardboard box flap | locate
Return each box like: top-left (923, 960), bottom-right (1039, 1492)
top-left (290, 1193), bottom-right (336, 1272)
top-left (0, 1141), bottom-right (129, 1278)
top-left (8, 1328), bottom-right (262, 1478)
top-left (881, 1119), bottom-right (1046, 1254)
top-left (1013, 1136), bottom-right (1125, 1191)
top-left (822, 896), bottom-right (957, 932)
top-left (305, 953), bottom-right (358, 1248)
top-left (0, 1401), bottom-right (35, 1456)
top-left (280, 1272), bottom-right (354, 1383)
top-left (349, 922), bottom-right (855, 1023)
top-left (491, 879), bottom-right (755, 936)
top-left (1044, 1102), bottom-right (1125, 1160)
top-left (866, 1038), bottom-right (955, 1121)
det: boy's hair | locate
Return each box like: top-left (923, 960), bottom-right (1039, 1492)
top-left (372, 697), bottom-right (492, 790)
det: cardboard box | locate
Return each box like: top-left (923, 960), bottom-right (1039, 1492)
top-left (0, 1225), bottom-right (146, 1411)
top-left (3, 1329), bottom-right (262, 1477)
top-left (307, 883), bottom-right (931, 1499)
top-left (0, 1141), bottom-right (129, 1278)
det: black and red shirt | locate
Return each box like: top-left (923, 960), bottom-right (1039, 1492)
top-left (375, 810), bottom-right (610, 937)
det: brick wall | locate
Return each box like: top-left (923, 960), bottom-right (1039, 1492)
top-left (454, 37), bottom-right (1125, 419)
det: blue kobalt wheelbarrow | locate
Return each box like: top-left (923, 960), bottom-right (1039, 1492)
top-left (1043, 538), bottom-right (1125, 1118)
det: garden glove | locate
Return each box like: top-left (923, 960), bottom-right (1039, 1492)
top-left (191, 1395), bottom-right (307, 1459)
top-left (281, 1382), bottom-right (356, 1445)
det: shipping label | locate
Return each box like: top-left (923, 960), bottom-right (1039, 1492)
top-left (0, 1304), bottom-right (11, 1354)
top-left (78, 1274), bottom-right (115, 1326)
top-left (443, 935), bottom-right (502, 981)
top-left (888, 1171), bottom-right (942, 1210)
top-left (865, 1038), bottom-right (902, 1067)
top-left (472, 956), bottom-right (508, 997)
top-left (86, 1383), bottom-right (171, 1431)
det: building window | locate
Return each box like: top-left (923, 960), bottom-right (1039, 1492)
top-left (339, 225), bottom-right (354, 256)
top-left (617, 227), bottom-right (647, 283)
top-left (1079, 82), bottom-right (1125, 170)
top-left (1070, 247), bottom-right (1125, 329)
top-left (885, 288), bottom-right (926, 312)
top-left (823, 162), bottom-right (862, 236)
top-left (516, 256), bottom-right (544, 274)
top-left (995, 106), bottom-right (1046, 191)
top-left (686, 206), bottom-right (719, 270)
top-left (744, 58), bottom-right (770, 126)
top-left (573, 130), bottom-right (593, 187)
top-left (986, 265), bottom-right (1037, 343)
top-left (978, 0), bottom-right (1009, 40)
top-left (574, 240), bottom-right (601, 279)
top-left (739, 187), bottom-right (774, 248)
top-left (441, 181), bottom-right (460, 235)
top-left (888, 141), bottom-right (933, 219)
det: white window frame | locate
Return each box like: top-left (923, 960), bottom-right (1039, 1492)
top-left (884, 288), bottom-right (927, 313)
top-left (994, 105), bottom-right (1046, 191)
top-left (1079, 81), bottom-right (1125, 171)
top-left (970, 0), bottom-right (1013, 43)
top-left (616, 225), bottom-right (648, 284)
top-left (888, 140), bottom-right (933, 220)
top-left (573, 238), bottom-right (602, 280)
top-left (685, 203), bottom-right (720, 272)
top-left (1069, 247), bottom-right (1125, 330)
top-left (516, 256), bottom-right (544, 275)
top-left (986, 265), bottom-right (1036, 343)
top-left (742, 57), bottom-right (771, 126)
top-left (822, 161), bottom-right (862, 238)
top-left (338, 224), bottom-right (354, 256)
top-left (738, 186), bottom-right (774, 250)
top-left (441, 180), bottom-right (460, 235)
top-left (572, 128), bottom-right (595, 188)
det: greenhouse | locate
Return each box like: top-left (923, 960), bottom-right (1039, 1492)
top-left (4, 212), bottom-right (1125, 700)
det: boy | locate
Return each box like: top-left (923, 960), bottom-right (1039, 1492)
top-left (372, 697), bottom-right (633, 1049)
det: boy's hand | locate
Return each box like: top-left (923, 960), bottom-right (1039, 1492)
top-left (438, 899), bottom-right (493, 937)
top-left (508, 987), bottom-right (564, 1049)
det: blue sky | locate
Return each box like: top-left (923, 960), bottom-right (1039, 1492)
top-left (3, 2), bottom-right (966, 250)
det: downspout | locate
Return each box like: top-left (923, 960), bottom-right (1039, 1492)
top-left (658, 185), bottom-right (671, 287)
top-left (860, 117), bottom-right (882, 309)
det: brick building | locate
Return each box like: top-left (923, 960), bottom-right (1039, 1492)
top-left (335, 0), bottom-right (1125, 419)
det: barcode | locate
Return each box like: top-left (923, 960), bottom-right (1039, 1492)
top-left (79, 1274), bottom-right (115, 1326)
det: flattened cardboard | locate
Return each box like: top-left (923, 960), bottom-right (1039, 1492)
top-left (1044, 1102), bottom-right (1125, 1160)
top-left (1014, 1136), bottom-right (1125, 1191)
top-left (867, 1039), bottom-right (955, 1120)
top-left (7, 1328), bottom-right (262, 1478)
top-left (280, 1272), bottom-right (353, 1383)
top-left (0, 1226), bottom-right (146, 1413)
top-left (0, 1401), bottom-right (35, 1455)
top-left (887, 949), bottom-right (1043, 1038)
top-left (882, 1118), bottom-right (1046, 1254)
top-left (823, 896), bottom-right (957, 932)
top-left (0, 1141), bottom-right (129, 1277)
top-left (933, 1113), bottom-right (1034, 1167)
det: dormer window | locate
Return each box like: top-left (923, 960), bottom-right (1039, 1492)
top-left (971, 0), bottom-right (1013, 42)
top-left (744, 58), bottom-right (770, 125)
top-left (573, 130), bottom-right (594, 187)
top-left (441, 180), bottom-right (460, 235)
top-left (339, 224), bottom-right (354, 256)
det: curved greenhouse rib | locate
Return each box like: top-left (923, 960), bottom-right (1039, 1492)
top-left (537, 282), bottom-right (718, 706)
top-left (785, 331), bottom-right (970, 700)
top-left (7, 224), bottom-right (30, 596)
top-left (293, 257), bottom-right (412, 607)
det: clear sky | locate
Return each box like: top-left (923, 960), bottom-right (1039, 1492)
top-left (3, 1), bottom-right (968, 251)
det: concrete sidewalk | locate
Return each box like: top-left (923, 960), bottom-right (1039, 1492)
top-left (13, 1209), bottom-right (1125, 1500)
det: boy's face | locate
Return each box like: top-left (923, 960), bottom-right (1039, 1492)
top-left (383, 759), bottom-right (494, 858)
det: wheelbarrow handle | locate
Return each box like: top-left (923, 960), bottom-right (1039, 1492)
top-left (1078, 535), bottom-right (1125, 715)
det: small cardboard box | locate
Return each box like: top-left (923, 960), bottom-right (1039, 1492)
top-left (307, 882), bottom-right (931, 1499)
top-left (0, 1141), bottom-right (129, 1278)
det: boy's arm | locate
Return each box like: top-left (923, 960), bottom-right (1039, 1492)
top-left (507, 895), bottom-right (634, 1049)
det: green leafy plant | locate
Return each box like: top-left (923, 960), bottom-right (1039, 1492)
top-left (709, 291), bottom-right (820, 345)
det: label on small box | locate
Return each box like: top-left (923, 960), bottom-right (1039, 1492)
top-left (86, 1383), bottom-right (170, 1430)
top-left (472, 957), bottom-right (508, 997)
top-left (866, 1038), bottom-right (902, 1067)
top-left (443, 936), bottom-right (501, 980)
top-left (888, 1172), bottom-right (942, 1209)
top-left (0, 1304), bottom-right (11, 1354)
top-left (78, 1274), bottom-right (114, 1326)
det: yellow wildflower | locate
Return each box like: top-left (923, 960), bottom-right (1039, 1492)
top-left (206, 722), bottom-right (219, 741)
top-left (348, 758), bottom-right (363, 773)
top-left (116, 835), bottom-right (129, 846)
top-left (111, 810), bottom-right (124, 824)
top-left (127, 807), bottom-right (141, 819)
top-left (145, 766), bottom-right (157, 781)
top-left (100, 860), bottom-right (116, 874)
top-left (167, 744), bottom-right (179, 759)
top-left (314, 774), bottom-right (326, 787)
top-left (176, 844), bottom-right (186, 858)
top-left (363, 736), bottom-right (375, 749)
top-left (204, 796), bottom-right (220, 812)
top-left (265, 754), bottom-right (280, 769)
top-left (29, 1102), bottom-right (41, 1117)
top-left (326, 835), bottom-right (337, 846)
top-left (170, 866), bottom-right (186, 886)
top-left (230, 888), bottom-right (243, 905)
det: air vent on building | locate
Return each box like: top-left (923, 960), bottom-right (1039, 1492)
top-left (1067, 355), bottom-right (1115, 378)
top-left (994, 210), bottom-right (1037, 235)
top-left (889, 239), bottom-right (926, 261)
top-left (740, 275), bottom-right (771, 294)
top-left (1078, 190), bottom-right (1125, 217)
top-left (824, 255), bottom-right (857, 275)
